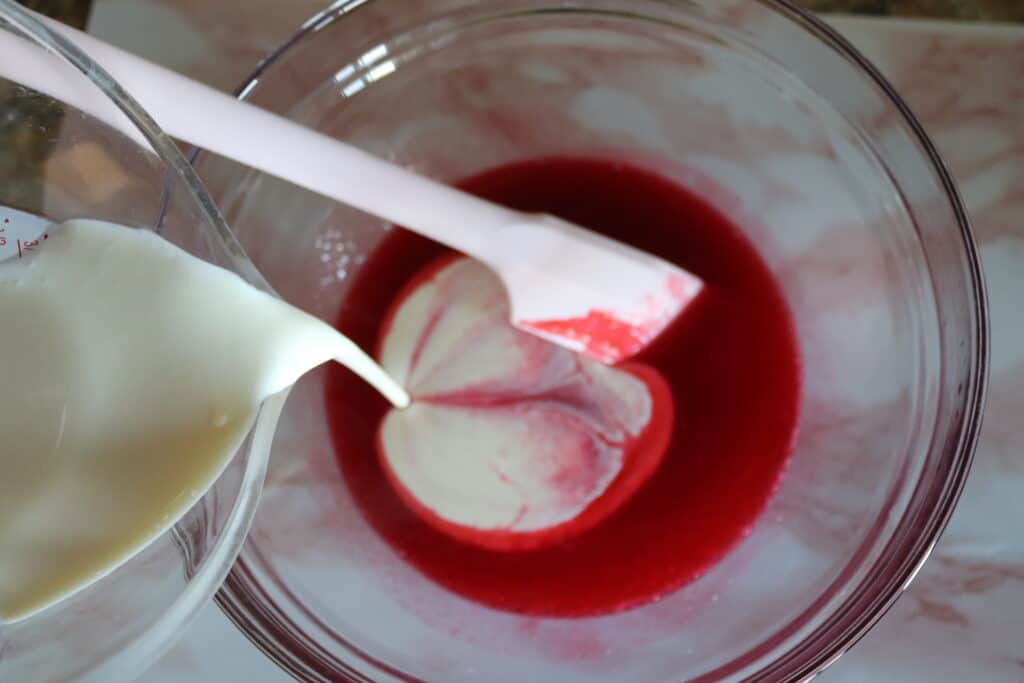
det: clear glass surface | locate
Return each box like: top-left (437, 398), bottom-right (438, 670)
top-left (0, 3), bottom-right (277, 681)
top-left (191, 1), bottom-right (987, 681)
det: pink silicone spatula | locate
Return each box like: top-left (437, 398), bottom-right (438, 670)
top-left (1, 7), bottom-right (703, 364)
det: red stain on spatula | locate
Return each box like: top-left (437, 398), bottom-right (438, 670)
top-left (519, 271), bottom-right (700, 363)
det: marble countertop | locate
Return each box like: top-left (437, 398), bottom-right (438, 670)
top-left (81, 1), bottom-right (1024, 681)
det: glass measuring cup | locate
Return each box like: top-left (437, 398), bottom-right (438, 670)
top-left (0, 4), bottom-right (278, 681)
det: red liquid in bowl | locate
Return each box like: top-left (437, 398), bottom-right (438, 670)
top-left (325, 157), bottom-right (801, 616)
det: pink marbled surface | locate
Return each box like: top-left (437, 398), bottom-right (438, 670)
top-left (84, 3), bottom-right (1024, 681)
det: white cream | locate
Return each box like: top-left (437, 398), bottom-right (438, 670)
top-left (0, 219), bottom-right (406, 622)
top-left (379, 258), bottom-right (656, 539)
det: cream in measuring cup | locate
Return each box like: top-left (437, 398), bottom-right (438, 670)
top-left (0, 218), bottom-right (406, 622)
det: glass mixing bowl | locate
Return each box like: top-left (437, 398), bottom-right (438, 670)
top-left (0, 4), bottom-right (279, 681)
top-left (192, 0), bottom-right (988, 680)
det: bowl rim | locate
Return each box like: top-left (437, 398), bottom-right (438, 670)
top-left (202, 1), bottom-right (989, 680)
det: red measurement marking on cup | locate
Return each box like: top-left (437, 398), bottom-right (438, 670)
top-left (0, 213), bottom-right (51, 261)
top-left (16, 237), bottom-right (44, 258)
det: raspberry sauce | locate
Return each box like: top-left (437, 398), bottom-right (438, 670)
top-left (325, 157), bottom-right (801, 616)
